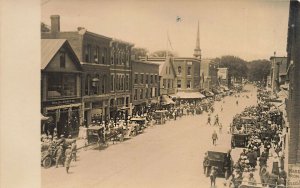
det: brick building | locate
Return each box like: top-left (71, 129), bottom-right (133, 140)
top-left (286, 0), bottom-right (300, 164)
top-left (109, 39), bottom-right (134, 121)
top-left (131, 59), bottom-right (159, 115)
top-left (42, 15), bottom-right (113, 125)
top-left (41, 39), bottom-right (82, 136)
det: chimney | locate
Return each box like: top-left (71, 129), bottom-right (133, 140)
top-left (50, 15), bottom-right (60, 33)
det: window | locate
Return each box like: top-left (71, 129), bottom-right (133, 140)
top-left (163, 79), bottom-right (166, 88)
top-left (125, 75), bottom-right (129, 90)
top-left (47, 73), bottom-right (76, 98)
top-left (150, 88), bottom-right (153, 98)
top-left (150, 75), bottom-right (153, 84)
top-left (146, 74), bottom-right (149, 84)
top-left (85, 75), bottom-right (90, 95)
top-left (134, 73), bottom-right (138, 84)
top-left (102, 75), bottom-right (106, 93)
top-left (59, 52), bottom-right (66, 68)
top-left (167, 79), bottom-right (170, 88)
top-left (187, 80), bottom-right (191, 88)
top-left (155, 75), bottom-right (158, 83)
top-left (145, 88), bottom-right (148, 98)
top-left (85, 44), bottom-right (91, 62)
top-left (104, 48), bottom-right (108, 64)
top-left (111, 48), bottom-right (114, 65)
top-left (178, 66), bottom-right (181, 74)
top-left (141, 74), bottom-right (144, 84)
top-left (91, 75), bottom-right (100, 95)
top-left (134, 89), bottom-right (137, 100)
top-left (94, 46), bottom-right (99, 63)
top-left (101, 48), bottom-right (105, 64)
top-left (154, 88), bottom-right (157, 97)
top-left (140, 89), bottom-right (143, 99)
top-left (171, 80), bottom-right (173, 88)
top-left (187, 66), bottom-right (191, 75)
top-left (177, 80), bottom-right (181, 88)
top-left (111, 74), bottom-right (115, 91)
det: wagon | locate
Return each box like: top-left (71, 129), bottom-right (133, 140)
top-left (231, 133), bottom-right (249, 148)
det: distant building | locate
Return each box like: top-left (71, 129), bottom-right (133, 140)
top-left (131, 59), bottom-right (160, 115)
top-left (41, 39), bottom-right (82, 136)
top-left (269, 55), bottom-right (287, 93)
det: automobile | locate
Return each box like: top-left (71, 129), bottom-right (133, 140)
top-left (203, 146), bottom-right (233, 178)
top-left (87, 126), bottom-right (105, 145)
top-left (231, 133), bottom-right (249, 148)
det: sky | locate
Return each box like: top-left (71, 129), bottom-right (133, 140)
top-left (41, 0), bottom-right (290, 61)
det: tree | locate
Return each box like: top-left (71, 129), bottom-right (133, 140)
top-left (149, 50), bottom-right (178, 57)
top-left (131, 48), bottom-right (148, 58)
top-left (246, 59), bottom-right (271, 82)
top-left (41, 22), bottom-right (50, 32)
top-left (211, 55), bottom-right (248, 84)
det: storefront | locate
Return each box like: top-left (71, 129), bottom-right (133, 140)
top-left (42, 98), bottom-right (82, 137)
top-left (83, 97), bottom-right (110, 126)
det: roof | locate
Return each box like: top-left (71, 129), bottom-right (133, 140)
top-left (41, 39), bottom-right (82, 70)
top-left (150, 61), bottom-right (166, 75)
top-left (41, 39), bottom-right (66, 69)
top-left (131, 60), bottom-right (160, 66)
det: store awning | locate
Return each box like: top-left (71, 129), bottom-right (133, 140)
top-left (176, 92), bottom-right (206, 99)
top-left (161, 95), bottom-right (175, 105)
top-left (41, 113), bottom-right (49, 121)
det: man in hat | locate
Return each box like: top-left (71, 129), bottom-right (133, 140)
top-left (210, 166), bottom-right (217, 187)
top-left (212, 130), bottom-right (218, 146)
top-left (203, 152), bottom-right (209, 175)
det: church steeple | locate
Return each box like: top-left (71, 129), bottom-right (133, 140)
top-left (193, 21), bottom-right (201, 59)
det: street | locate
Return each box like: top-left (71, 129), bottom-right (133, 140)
top-left (42, 84), bottom-right (258, 188)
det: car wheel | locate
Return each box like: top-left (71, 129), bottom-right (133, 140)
top-left (43, 156), bottom-right (52, 169)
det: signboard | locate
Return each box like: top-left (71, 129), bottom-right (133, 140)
top-left (43, 98), bottom-right (81, 106)
top-left (288, 164), bottom-right (300, 188)
top-left (217, 68), bottom-right (228, 79)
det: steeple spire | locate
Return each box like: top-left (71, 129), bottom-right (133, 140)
top-left (193, 21), bottom-right (201, 59)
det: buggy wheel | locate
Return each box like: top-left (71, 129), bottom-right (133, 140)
top-left (43, 156), bottom-right (52, 169)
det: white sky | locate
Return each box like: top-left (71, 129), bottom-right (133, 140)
top-left (41, 0), bottom-right (290, 61)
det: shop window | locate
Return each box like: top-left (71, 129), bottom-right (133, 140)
top-left (59, 52), bottom-right (66, 68)
top-left (177, 80), bottom-right (181, 88)
top-left (47, 73), bottom-right (76, 98)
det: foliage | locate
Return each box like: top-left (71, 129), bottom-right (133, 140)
top-left (246, 59), bottom-right (271, 82)
top-left (149, 50), bottom-right (178, 57)
top-left (211, 56), bottom-right (248, 80)
top-left (41, 22), bottom-right (50, 32)
top-left (131, 48), bottom-right (148, 58)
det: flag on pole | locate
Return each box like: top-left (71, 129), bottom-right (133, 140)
top-left (167, 31), bottom-right (173, 51)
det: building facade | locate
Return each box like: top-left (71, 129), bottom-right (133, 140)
top-left (42, 15), bottom-right (113, 126)
top-left (269, 56), bottom-right (288, 93)
top-left (41, 39), bottom-right (82, 136)
top-left (286, 0), bottom-right (300, 164)
top-left (131, 60), bottom-right (160, 115)
top-left (109, 39), bottom-right (134, 121)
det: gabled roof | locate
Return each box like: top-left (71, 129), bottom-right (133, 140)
top-left (41, 39), bottom-right (82, 70)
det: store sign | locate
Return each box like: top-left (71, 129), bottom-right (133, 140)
top-left (44, 98), bottom-right (80, 106)
top-left (288, 164), bottom-right (300, 188)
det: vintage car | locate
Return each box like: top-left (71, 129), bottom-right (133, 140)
top-left (203, 146), bottom-right (233, 178)
top-left (231, 133), bottom-right (249, 148)
top-left (87, 126), bottom-right (105, 145)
